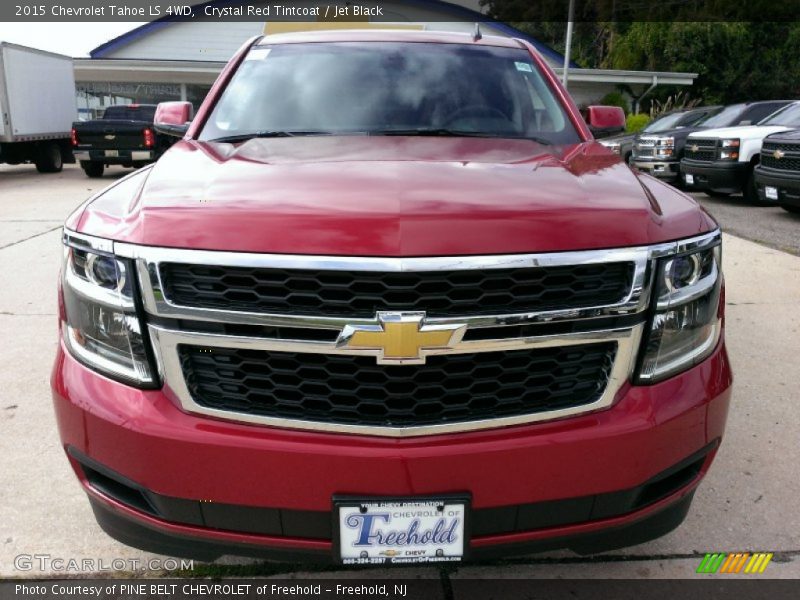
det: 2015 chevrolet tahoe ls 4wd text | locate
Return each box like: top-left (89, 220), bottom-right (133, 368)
top-left (52, 30), bottom-right (732, 565)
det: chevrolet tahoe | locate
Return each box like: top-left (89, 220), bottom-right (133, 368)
top-left (52, 30), bottom-right (732, 565)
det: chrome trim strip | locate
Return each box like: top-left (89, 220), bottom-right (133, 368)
top-left (150, 323), bottom-right (643, 437)
top-left (116, 243), bottom-right (648, 271)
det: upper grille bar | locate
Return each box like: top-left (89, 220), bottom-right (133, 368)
top-left (116, 244), bottom-right (660, 329)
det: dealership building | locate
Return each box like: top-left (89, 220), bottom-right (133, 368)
top-left (70, 1), bottom-right (697, 118)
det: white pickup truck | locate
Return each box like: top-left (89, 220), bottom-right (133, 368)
top-left (680, 101), bottom-right (800, 201)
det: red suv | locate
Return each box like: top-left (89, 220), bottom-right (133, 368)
top-left (52, 30), bottom-right (732, 565)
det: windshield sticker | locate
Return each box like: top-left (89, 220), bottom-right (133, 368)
top-left (245, 48), bottom-right (271, 61)
top-left (515, 62), bottom-right (533, 72)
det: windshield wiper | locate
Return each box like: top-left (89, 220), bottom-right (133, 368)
top-left (370, 128), bottom-right (551, 145)
top-left (209, 131), bottom-right (333, 143)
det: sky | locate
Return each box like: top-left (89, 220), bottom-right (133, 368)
top-left (0, 23), bottom-right (146, 57)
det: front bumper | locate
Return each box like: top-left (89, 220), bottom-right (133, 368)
top-left (680, 159), bottom-right (749, 194)
top-left (754, 165), bottom-right (800, 207)
top-left (52, 334), bottom-right (732, 562)
top-left (632, 159), bottom-right (681, 182)
top-left (74, 148), bottom-right (154, 164)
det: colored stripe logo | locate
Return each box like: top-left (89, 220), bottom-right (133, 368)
top-left (697, 552), bottom-right (773, 574)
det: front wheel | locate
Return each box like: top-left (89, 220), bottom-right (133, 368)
top-left (35, 142), bottom-right (63, 173)
top-left (81, 161), bottom-right (104, 178)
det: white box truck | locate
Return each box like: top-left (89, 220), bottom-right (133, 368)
top-left (0, 42), bottom-right (77, 173)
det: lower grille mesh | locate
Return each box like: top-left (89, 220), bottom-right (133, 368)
top-left (178, 343), bottom-right (617, 428)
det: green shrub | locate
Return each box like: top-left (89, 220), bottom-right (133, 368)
top-left (626, 113), bottom-right (650, 133)
top-left (599, 91), bottom-right (630, 115)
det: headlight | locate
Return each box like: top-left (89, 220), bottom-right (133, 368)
top-left (718, 139), bottom-right (740, 160)
top-left (637, 242), bottom-right (722, 383)
top-left (60, 235), bottom-right (155, 386)
top-left (600, 140), bottom-right (622, 154)
top-left (653, 136), bottom-right (675, 158)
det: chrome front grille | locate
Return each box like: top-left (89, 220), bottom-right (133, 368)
top-left (158, 261), bottom-right (635, 318)
top-left (634, 136), bottom-right (658, 158)
top-left (179, 343), bottom-right (617, 428)
top-left (67, 231), bottom-right (720, 436)
top-left (684, 139), bottom-right (718, 162)
top-left (760, 142), bottom-right (800, 172)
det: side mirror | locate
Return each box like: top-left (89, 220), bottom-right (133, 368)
top-left (586, 106), bottom-right (626, 139)
top-left (154, 101), bottom-right (193, 137)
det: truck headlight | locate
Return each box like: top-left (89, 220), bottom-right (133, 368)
top-left (653, 136), bottom-right (674, 158)
top-left (718, 139), bottom-right (740, 160)
top-left (600, 140), bottom-right (621, 154)
top-left (637, 243), bottom-right (722, 383)
top-left (60, 237), bottom-right (155, 386)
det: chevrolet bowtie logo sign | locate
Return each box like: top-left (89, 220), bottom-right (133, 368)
top-left (773, 149), bottom-right (785, 159)
top-left (690, 144), bottom-right (699, 152)
top-left (337, 312), bottom-right (466, 364)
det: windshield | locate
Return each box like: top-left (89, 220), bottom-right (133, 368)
top-left (760, 103), bottom-right (800, 126)
top-left (696, 104), bottom-right (745, 128)
top-left (103, 105), bottom-right (156, 121)
top-left (642, 112), bottom-right (687, 133)
top-left (200, 42), bottom-right (581, 144)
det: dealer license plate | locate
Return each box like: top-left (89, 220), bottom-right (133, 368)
top-left (336, 498), bottom-right (467, 565)
top-left (684, 173), bottom-right (694, 185)
top-left (105, 150), bottom-right (119, 157)
top-left (765, 186), bottom-right (779, 201)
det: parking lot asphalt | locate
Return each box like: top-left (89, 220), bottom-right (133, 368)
top-left (1, 163), bottom-right (799, 580)
top-left (694, 192), bottom-right (800, 256)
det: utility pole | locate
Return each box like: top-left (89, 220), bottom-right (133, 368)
top-left (562, 0), bottom-right (575, 89)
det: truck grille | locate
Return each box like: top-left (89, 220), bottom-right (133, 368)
top-left (178, 343), bottom-right (617, 428)
top-left (684, 139), bottom-right (717, 162)
top-left (761, 142), bottom-right (800, 172)
top-left (634, 136), bottom-right (658, 158)
top-left (159, 262), bottom-right (634, 317)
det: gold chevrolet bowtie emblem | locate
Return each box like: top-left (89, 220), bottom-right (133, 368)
top-left (773, 149), bottom-right (785, 159)
top-left (337, 312), bottom-right (466, 364)
top-left (690, 144), bottom-right (699, 152)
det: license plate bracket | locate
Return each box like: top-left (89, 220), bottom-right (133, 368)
top-left (333, 494), bottom-right (470, 566)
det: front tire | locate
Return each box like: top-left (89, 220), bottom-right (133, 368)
top-left (743, 168), bottom-right (760, 204)
top-left (81, 161), bottom-right (104, 178)
top-left (35, 142), bottom-right (63, 173)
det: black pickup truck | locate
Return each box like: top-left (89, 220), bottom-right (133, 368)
top-left (71, 104), bottom-right (173, 177)
top-left (754, 130), bottom-right (800, 214)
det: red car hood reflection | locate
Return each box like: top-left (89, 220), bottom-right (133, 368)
top-left (73, 136), bottom-right (717, 255)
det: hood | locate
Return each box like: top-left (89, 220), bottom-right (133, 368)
top-left (72, 136), bottom-right (716, 256)
top-left (764, 128), bottom-right (800, 143)
top-left (688, 125), bottom-right (790, 141)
